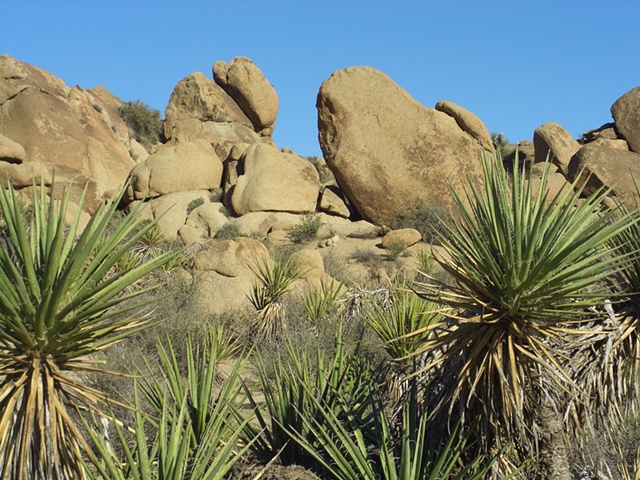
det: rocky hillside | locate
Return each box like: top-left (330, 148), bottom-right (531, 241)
top-left (1, 53), bottom-right (640, 317)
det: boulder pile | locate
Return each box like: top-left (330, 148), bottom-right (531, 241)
top-left (2, 53), bottom-right (640, 317)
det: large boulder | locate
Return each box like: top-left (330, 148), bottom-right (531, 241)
top-left (125, 139), bottom-right (223, 201)
top-left (231, 143), bottom-right (320, 215)
top-left (568, 144), bottom-right (640, 209)
top-left (187, 237), bottom-right (271, 317)
top-left (611, 86), bottom-right (640, 154)
top-left (213, 57), bottom-right (279, 136)
top-left (0, 55), bottom-right (136, 203)
top-left (164, 72), bottom-right (253, 141)
top-left (317, 66), bottom-right (486, 226)
top-left (0, 134), bottom-right (26, 163)
top-left (435, 100), bottom-right (494, 155)
top-left (169, 118), bottom-right (266, 161)
top-left (533, 122), bottom-right (581, 175)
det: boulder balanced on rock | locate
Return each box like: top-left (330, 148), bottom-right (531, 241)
top-left (316, 66), bottom-right (488, 226)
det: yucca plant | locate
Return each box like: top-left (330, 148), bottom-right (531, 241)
top-left (248, 257), bottom-right (304, 339)
top-left (367, 284), bottom-right (443, 362)
top-left (287, 374), bottom-right (512, 480)
top-left (239, 323), bottom-right (379, 466)
top-left (0, 180), bottom-right (180, 479)
top-left (411, 154), bottom-right (640, 475)
top-left (302, 276), bottom-right (345, 323)
top-left (84, 333), bottom-right (251, 480)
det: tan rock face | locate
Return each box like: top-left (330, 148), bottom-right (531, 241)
top-left (533, 122), bottom-right (581, 175)
top-left (164, 72), bottom-right (253, 141)
top-left (0, 55), bottom-right (136, 204)
top-left (169, 118), bottom-right (270, 164)
top-left (147, 190), bottom-right (212, 240)
top-left (193, 237), bottom-right (270, 277)
top-left (611, 86), bottom-right (640, 154)
top-left (0, 134), bottom-right (26, 163)
top-left (319, 185), bottom-right (351, 218)
top-left (568, 144), bottom-right (640, 209)
top-left (231, 143), bottom-right (320, 215)
top-left (435, 100), bottom-right (494, 155)
top-left (126, 139), bottom-right (222, 201)
top-left (382, 228), bottom-right (422, 249)
top-left (213, 57), bottom-right (279, 136)
top-left (317, 66), bottom-right (486, 226)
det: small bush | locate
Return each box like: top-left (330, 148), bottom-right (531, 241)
top-left (187, 197), bottom-right (205, 214)
top-left (288, 214), bottom-right (323, 244)
top-left (384, 239), bottom-right (406, 260)
top-left (215, 222), bottom-right (242, 240)
top-left (117, 99), bottom-right (163, 149)
top-left (391, 203), bottom-right (453, 245)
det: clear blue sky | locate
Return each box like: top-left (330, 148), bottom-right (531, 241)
top-left (4, 1), bottom-right (640, 157)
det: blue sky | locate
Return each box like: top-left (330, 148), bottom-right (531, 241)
top-left (4, 2), bottom-right (640, 157)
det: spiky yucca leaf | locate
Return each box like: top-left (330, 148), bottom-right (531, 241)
top-left (367, 284), bottom-right (444, 361)
top-left (84, 335), bottom-right (251, 480)
top-left (0, 180), bottom-right (180, 479)
top-left (287, 376), bottom-right (505, 480)
top-left (248, 258), bottom-right (304, 339)
top-left (302, 276), bottom-right (345, 323)
top-left (239, 323), bottom-right (378, 466)
top-left (412, 154), bottom-right (639, 454)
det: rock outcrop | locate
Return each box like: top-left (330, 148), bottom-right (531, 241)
top-left (0, 54), bottom-right (136, 207)
top-left (125, 139), bottom-right (223, 201)
top-left (533, 122), bottom-right (581, 175)
top-left (611, 86), bottom-right (640, 154)
top-left (435, 100), bottom-right (494, 155)
top-left (568, 144), bottom-right (640, 210)
top-left (213, 57), bottom-right (279, 136)
top-left (231, 143), bottom-right (320, 215)
top-left (317, 66), bottom-right (487, 226)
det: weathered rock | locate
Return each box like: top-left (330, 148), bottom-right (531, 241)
top-left (193, 237), bottom-right (269, 277)
top-left (382, 228), bottom-right (422, 249)
top-left (590, 137), bottom-right (629, 151)
top-left (533, 122), bottom-right (581, 175)
top-left (316, 214), bottom-right (383, 239)
top-left (0, 55), bottom-right (135, 203)
top-left (125, 139), bottom-right (222, 201)
top-left (582, 123), bottom-right (619, 144)
top-left (188, 237), bottom-right (271, 316)
top-left (178, 202), bottom-right (229, 245)
top-left (611, 86), bottom-right (640, 154)
top-left (213, 57), bottom-right (279, 136)
top-left (435, 100), bottom-right (494, 154)
top-left (289, 249), bottom-right (325, 279)
top-left (164, 72), bottom-right (253, 141)
top-left (317, 66), bottom-right (485, 226)
top-left (0, 134), bottom-right (26, 163)
top-left (568, 144), bottom-right (640, 209)
top-left (319, 185), bottom-right (351, 218)
top-left (147, 190), bottom-right (212, 240)
top-left (169, 118), bottom-right (268, 162)
top-left (231, 143), bottom-right (320, 215)
top-left (528, 163), bottom-right (572, 207)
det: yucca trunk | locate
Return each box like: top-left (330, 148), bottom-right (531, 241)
top-left (534, 398), bottom-right (571, 480)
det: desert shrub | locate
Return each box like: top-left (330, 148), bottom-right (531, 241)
top-left (391, 203), bottom-right (453, 245)
top-left (289, 214), bottom-right (323, 244)
top-left (384, 239), bottom-right (407, 260)
top-left (117, 99), bottom-right (163, 148)
top-left (215, 222), bottom-right (242, 240)
top-left (187, 196), bottom-right (205, 214)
